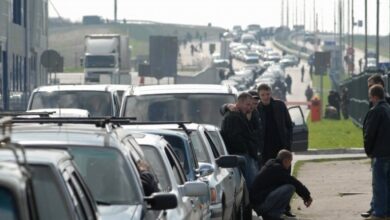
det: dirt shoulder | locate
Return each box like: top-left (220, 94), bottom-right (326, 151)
top-left (290, 158), bottom-right (371, 220)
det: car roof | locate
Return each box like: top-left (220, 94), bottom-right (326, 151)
top-left (131, 132), bottom-right (166, 148)
top-left (126, 84), bottom-right (237, 96)
top-left (123, 125), bottom-right (189, 140)
top-left (10, 123), bottom-right (123, 148)
top-left (0, 162), bottom-right (26, 184)
top-left (123, 123), bottom-right (202, 133)
top-left (0, 149), bottom-right (71, 165)
top-left (32, 84), bottom-right (117, 93)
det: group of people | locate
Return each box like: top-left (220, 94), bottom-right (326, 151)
top-left (220, 84), bottom-right (313, 220)
top-left (361, 74), bottom-right (390, 220)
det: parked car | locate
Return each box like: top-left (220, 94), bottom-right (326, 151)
top-left (289, 106), bottom-right (309, 151)
top-left (0, 148), bottom-right (100, 220)
top-left (120, 84), bottom-right (238, 127)
top-left (27, 84), bottom-right (122, 117)
top-left (10, 118), bottom-right (177, 220)
top-left (132, 132), bottom-right (210, 220)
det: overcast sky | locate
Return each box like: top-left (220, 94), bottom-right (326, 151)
top-left (49, 0), bottom-right (390, 35)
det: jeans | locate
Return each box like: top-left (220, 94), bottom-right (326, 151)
top-left (372, 157), bottom-right (390, 217)
top-left (240, 154), bottom-right (258, 189)
top-left (255, 184), bottom-right (296, 218)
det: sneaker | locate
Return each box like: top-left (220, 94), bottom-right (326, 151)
top-left (284, 210), bottom-right (296, 218)
top-left (361, 209), bottom-right (373, 218)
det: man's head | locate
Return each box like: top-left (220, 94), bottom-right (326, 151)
top-left (257, 84), bottom-right (272, 105)
top-left (276, 149), bottom-right (293, 170)
top-left (369, 84), bottom-right (385, 105)
top-left (248, 90), bottom-right (260, 111)
top-left (236, 92), bottom-right (253, 114)
top-left (367, 74), bottom-right (385, 88)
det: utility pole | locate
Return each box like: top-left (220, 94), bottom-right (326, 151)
top-left (364, 0), bottom-right (368, 69)
top-left (347, 0), bottom-right (350, 47)
top-left (295, 0), bottom-right (298, 27)
top-left (376, 0), bottom-right (380, 66)
top-left (351, 0), bottom-right (355, 74)
top-left (304, 0), bottom-right (306, 29)
top-left (281, 0), bottom-right (285, 27)
top-left (114, 0), bottom-right (118, 23)
top-left (287, 0), bottom-right (290, 28)
top-left (313, 0), bottom-right (316, 32)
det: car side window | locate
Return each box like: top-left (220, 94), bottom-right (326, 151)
top-left (63, 168), bottom-right (87, 220)
top-left (204, 131), bottom-right (221, 159)
top-left (164, 146), bottom-right (186, 185)
top-left (69, 167), bottom-right (97, 220)
top-left (142, 146), bottom-right (172, 192)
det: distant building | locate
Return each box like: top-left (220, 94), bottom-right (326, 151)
top-left (82, 16), bottom-right (104, 25)
top-left (0, 0), bottom-right (48, 110)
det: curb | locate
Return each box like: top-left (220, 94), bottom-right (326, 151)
top-left (295, 148), bottom-right (365, 155)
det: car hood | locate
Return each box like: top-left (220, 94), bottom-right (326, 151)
top-left (99, 204), bottom-right (142, 220)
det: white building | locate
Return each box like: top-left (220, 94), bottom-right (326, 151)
top-left (0, 0), bottom-right (48, 110)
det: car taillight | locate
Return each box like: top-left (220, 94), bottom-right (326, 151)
top-left (210, 188), bottom-right (217, 204)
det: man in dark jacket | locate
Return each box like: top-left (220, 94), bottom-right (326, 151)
top-left (361, 74), bottom-right (390, 218)
top-left (221, 92), bottom-right (259, 188)
top-left (251, 150), bottom-right (313, 220)
top-left (363, 85), bottom-right (390, 219)
top-left (257, 84), bottom-right (293, 166)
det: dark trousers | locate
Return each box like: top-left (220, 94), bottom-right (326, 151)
top-left (254, 184), bottom-right (296, 218)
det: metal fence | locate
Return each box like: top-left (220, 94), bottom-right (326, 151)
top-left (341, 72), bottom-right (389, 128)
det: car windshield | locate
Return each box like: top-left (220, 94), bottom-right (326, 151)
top-left (30, 165), bottom-right (72, 220)
top-left (30, 91), bottom-right (112, 116)
top-left (69, 147), bottom-right (140, 205)
top-left (85, 55), bottom-right (115, 68)
top-left (0, 187), bottom-right (18, 220)
top-left (124, 94), bottom-right (236, 127)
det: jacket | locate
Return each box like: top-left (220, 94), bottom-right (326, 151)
top-left (220, 111), bottom-right (259, 159)
top-left (363, 100), bottom-right (390, 158)
top-left (257, 98), bottom-right (293, 150)
top-left (250, 159), bottom-right (311, 205)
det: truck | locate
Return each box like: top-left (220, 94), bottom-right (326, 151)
top-left (83, 34), bottom-right (131, 84)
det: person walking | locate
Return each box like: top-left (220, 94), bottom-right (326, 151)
top-left (220, 92), bottom-right (259, 189)
top-left (251, 150), bottom-right (313, 220)
top-left (340, 87), bottom-right (350, 119)
top-left (301, 65), bottom-right (305, 82)
top-left (363, 85), bottom-right (390, 220)
top-left (305, 85), bottom-right (314, 109)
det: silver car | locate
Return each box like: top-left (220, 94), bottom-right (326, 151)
top-left (132, 132), bottom-right (209, 220)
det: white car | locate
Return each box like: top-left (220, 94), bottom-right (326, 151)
top-left (27, 84), bottom-right (122, 116)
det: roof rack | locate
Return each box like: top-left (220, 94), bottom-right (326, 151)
top-left (10, 117), bottom-right (137, 128)
top-left (0, 111), bottom-right (55, 117)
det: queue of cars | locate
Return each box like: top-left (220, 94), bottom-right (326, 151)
top-left (0, 82), bottom-right (308, 220)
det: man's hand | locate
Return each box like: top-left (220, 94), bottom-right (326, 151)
top-left (227, 104), bottom-right (238, 112)
top-left (304, 197), bottom-right (313, 207)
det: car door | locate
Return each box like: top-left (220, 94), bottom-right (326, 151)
top-left (289, 106), bottom-right (308, 152)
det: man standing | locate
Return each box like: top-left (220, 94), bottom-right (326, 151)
top-left (220, 92), bottom-right (259, 188)
top-left (363, 85), bottom-right (390, 220)
top-left (257, 84), bottom-right (293, 166)
top-left (285, 74), bottom-right (292, 94)
top-left (301, 65), bottom-right (305, 82)
top-left (251, 150), bottom-right (313, 220)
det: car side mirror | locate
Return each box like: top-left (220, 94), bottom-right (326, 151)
top-left (145, 192), bottom-right (178, 210)
top-left (197, 162), bottom-right (215, 177)
top-left (181, 181), bottom-right (208, 197)
top-left (215, 155), bottom-right (244, 168)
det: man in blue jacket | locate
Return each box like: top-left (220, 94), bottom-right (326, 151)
top-left (250, 150), bottom-right (313, 220)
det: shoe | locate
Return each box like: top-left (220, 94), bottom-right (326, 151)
top-left (284, 210), bottom-right (296, 218)
top-left (361, 209), bottom-right (373, 218)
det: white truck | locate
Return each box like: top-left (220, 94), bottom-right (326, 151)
top-left (84, 34), bottom-right (131, 84)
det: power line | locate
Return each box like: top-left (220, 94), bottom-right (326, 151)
top-left (48, 0), bottom-right (62, 19)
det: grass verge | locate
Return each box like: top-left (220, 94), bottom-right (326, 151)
top-left (307, 117), bottom-right (363, 149)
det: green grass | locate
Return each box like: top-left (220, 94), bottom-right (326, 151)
top-left (307, 117), bottom-right (363, 149)
top-left (308, 70), bottom-right (363, 149)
